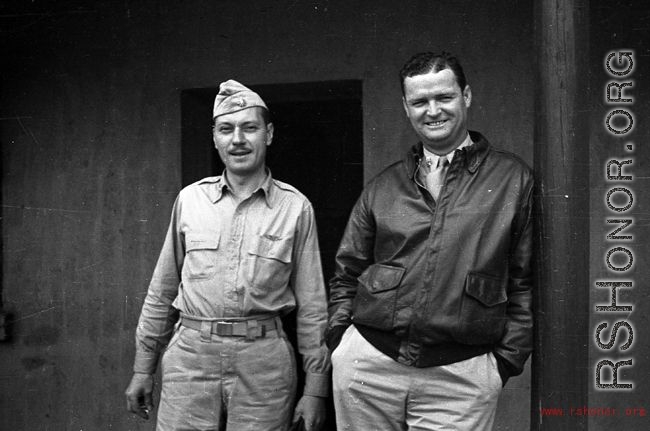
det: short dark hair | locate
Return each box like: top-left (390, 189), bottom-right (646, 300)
top-left (399, 52), bottom-right (467, 94)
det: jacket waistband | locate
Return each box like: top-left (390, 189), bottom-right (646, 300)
top-left (356, 324), bottom-right (492, 368)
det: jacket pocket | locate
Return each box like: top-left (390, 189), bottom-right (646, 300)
top-left (353, 264), bottom-right (405, 330)
top-left (455, 272), bottom-right (508, 344)
top-left (183, 231), bottom-right (220, 280)
top-left (246, 232), bottom-right (294, 291)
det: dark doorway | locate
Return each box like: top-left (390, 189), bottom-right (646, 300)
top-left (181, 80), bottom-right (364, 430)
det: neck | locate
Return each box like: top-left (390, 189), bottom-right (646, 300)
top-left (226, 168), bottom-right (266, 201)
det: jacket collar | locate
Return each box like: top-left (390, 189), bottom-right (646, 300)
top-left (405, 130), bottom-right (491, 179)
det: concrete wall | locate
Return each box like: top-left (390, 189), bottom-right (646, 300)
top-left (0, 1), bottom-right (534, 429)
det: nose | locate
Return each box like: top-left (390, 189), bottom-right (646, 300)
top-left (232, 127), bottom-right (245, 144)
top-left (426, 100), bottom-right (441, 116)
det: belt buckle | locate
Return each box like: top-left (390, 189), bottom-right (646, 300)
top-left (246, 319), bottom-right (258, 341)
top-left (215, 321), bottom-right (233, 336)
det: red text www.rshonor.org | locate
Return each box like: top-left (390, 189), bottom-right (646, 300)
top-left (539, 406), bottom-right (646, 417)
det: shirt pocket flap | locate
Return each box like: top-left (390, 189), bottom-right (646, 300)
top-left (249, 234), bottom-right (293, 263)
top-left (359, 264), bottom-right (405, 293)
top-left (185, 232), bottom-right (220, 252)
top-left (465, 272), bottom-right (507, 307)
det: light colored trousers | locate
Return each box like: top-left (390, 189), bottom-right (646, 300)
top-left (332, 325), bottom-right (502, 431)
top-left (156, 324), bottom-right (297, 431)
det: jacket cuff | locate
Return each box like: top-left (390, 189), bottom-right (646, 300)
top-left (133, 351), bottom-right (159, 375)
top-left (303, 372), bottom-right (330, 398)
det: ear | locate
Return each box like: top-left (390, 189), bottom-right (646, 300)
top-left (402, 97), bottom-right (410, 118)
top-left (463, 85), bottom-right (472, 108)
top-left (266, 122), bottom-right (274, 146)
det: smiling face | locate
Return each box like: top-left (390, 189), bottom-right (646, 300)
top-left (402, 68), bottom-right (472, 155)
top-left (212, 107), bottom-right (273, 179)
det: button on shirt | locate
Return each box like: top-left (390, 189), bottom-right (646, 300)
top-left (134, 172), bottom-right (330, 396)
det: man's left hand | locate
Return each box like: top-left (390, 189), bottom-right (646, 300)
top-left (292, 394), bottom-right (326, 431)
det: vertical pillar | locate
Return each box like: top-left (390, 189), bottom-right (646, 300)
top-left (532, 0), bottom-right (590, 429)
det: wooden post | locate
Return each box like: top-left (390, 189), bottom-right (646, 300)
top-left (532, 0), bottom-right (590, 429)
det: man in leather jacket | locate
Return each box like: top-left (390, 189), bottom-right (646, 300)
top-left (327, 52), bottom-right (534, 430)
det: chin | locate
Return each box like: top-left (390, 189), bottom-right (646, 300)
top-left (422, 134), bottom-right (450, 145)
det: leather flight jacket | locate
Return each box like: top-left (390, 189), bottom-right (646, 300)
top-left (327, 131), bottom-right (534, 380)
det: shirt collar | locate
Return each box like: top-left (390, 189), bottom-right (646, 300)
top-left (422, 132), bottom-right (473, 167)
top-left (407, 130), bottom-right (490, 179)
top-left (211, 170), bottom-right (274, 208)
top-left (257, 171), bottom-right (274, 208)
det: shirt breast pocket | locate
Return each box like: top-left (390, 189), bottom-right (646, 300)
top-left (183, 231), bottom-right (220, 280)
top-left (247, 233), bottom-right (294, 291)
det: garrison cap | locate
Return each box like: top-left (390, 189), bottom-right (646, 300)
top-left (213, 79), bottom-right (268, 119)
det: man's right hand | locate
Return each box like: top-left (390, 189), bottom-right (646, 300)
top-left (125, 372), bottom-right (154, 420)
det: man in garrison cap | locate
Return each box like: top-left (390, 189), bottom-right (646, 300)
top-left (125, 80), bottom-right (330, 431)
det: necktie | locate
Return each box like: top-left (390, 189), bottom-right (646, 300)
top-left (426, 157), bottom-right (449, 201)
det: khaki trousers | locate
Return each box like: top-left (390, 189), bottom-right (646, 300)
top-left (332, 325), bottom-right (502, 431)
top-left (156, 324), bottom-right (297, 431)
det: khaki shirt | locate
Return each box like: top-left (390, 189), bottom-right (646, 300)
top-left (134, 173), bottom-right (330, 396)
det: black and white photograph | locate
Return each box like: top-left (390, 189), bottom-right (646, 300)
top-left (1, 1), bottom-right (648, 430)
